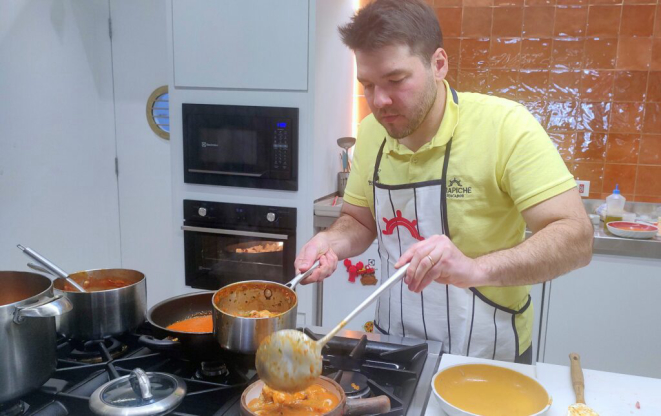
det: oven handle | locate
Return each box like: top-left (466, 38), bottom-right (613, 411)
top-left (181, 225), bottom-right (289, 240)
top-left (188, 169), bottom-right (264, 178)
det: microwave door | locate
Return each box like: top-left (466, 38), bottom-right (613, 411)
top-left (189, 125), bottom-right (270, 177)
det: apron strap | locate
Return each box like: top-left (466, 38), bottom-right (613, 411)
top-left (372, 138), bottom-right (387, 184)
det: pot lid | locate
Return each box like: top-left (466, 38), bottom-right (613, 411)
top-left (89, 368), bottom-right (186, 416)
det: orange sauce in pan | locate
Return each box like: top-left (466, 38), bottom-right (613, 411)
top-left (62, 278), bottom-right (130, 292)
top-left (248, 384), bottom-right (339, 416)
top-left (166, 315), bottom-right (213, 333)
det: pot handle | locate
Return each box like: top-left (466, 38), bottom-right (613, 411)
top-left (343, 395), bottom-right (391, 416)
top-left (13, 295), bottom-right (73, 324)
top-left (285, 260), bottom-right (320, 290)
top-left (138, 335), bottom-right (182, 351)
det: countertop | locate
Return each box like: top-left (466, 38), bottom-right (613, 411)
top-left (424, 354), bottom-right (661, 415)
top-left (313, 196), bottom-right (661, 260)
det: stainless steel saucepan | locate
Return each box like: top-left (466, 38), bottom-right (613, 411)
top-left (212, 261), bottom-right (319, 354)
top-left (19, 245), bottom-right (147, 339)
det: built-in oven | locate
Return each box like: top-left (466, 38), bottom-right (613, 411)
top-left (183, 103), bottom-right (298, 191)
top-left (182, 200), bottom-right (296, 290)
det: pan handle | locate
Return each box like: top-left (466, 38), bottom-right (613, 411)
top-left (285, 260), bottom-right (320, 290)
top-left (343, 395), bottom-right (391, 416)
top-left (14, 295), bottom-right (73, 324)
top-left (138, 335), bottom-right (182, 351)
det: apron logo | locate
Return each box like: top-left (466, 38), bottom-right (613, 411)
top-left (382, 210), bottom-right (425, 241)
top-left (447, 177), bottom-right (472, 199)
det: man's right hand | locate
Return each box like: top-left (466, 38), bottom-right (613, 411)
top-left (294, 233), bottom-right (338, 284)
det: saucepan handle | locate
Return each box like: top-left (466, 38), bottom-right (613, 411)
top-left (343, 395), bottom-right (391, 416)
top-left (138, 335), bottom-right (182, 351)
top-left (13, 295), bottom-right (73, 324)
top-left (285, 260), bottom-right (320, 290)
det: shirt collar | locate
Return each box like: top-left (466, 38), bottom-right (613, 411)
top-left (384, 79), bottom-right (459, 155)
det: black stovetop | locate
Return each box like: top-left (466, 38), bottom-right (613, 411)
top-left (5, 326), bottom-right (431, 416)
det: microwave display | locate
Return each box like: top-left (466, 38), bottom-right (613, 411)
top-left (183, 104), bottom-right (298, 191)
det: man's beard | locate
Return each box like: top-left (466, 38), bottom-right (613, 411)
top-left (378, 74), bottom-right (438, 139)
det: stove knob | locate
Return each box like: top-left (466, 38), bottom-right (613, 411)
top-left (266, 212), bottom-right (276, 222)
top-left (198, 207), bottom-right (207, 217)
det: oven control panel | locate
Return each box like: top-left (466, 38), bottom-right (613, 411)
top-left (184, 200), bottom-right (296, 231)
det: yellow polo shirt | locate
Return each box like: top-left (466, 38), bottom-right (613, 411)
top-left (344, 80), bottom-right (575, 353)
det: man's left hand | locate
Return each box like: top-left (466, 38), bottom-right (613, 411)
top-left (394, 235), bottom-right (487, 292)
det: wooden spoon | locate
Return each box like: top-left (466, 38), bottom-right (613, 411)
top-left (568, 353), bottom-right (599, 416)
top-left (255, 263), bottom-right (410, 392)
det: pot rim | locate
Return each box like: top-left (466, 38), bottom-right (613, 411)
top-left (146, 290), bottom-right (215, 335)
top-left (0, 271), bottom-right (54, 310)
top-left (211, 280), bottom-right (298, 319)
top-left (53, 268), bottom-right (146, 294)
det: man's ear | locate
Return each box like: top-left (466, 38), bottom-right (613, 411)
top-left (431, 48), bottom-right (449, 81)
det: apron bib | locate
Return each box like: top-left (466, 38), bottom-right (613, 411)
top-left (372, 88), bottom-right (530, 362)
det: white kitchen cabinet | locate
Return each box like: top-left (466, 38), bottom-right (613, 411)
top-left (322, 241), bottom-right (381, 332)
top-left (172, 0), bottom-right (309, 91)
top-left (541, 254), bottom-right (661, 378)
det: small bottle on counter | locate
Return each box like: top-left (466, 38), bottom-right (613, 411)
top-left (604, 184), bottom-right (626, 230)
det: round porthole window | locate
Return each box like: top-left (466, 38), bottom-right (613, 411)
top-left (146, 85), bottom-right (169, 140)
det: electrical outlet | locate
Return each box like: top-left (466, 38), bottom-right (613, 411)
top-left (576, 180), bottom-right (590, 197)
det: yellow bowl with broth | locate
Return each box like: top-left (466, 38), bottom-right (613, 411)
top-left (432, 364), bottom-right (552, 416)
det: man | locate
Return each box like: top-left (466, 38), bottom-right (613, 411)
top-left (296, 0), bottom-right (593, 363)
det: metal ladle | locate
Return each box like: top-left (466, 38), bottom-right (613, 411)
top-left (17, 244), bottom-right (87, 292)
top-left (255, 263), bottom-right (410, 392)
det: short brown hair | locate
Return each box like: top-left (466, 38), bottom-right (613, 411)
top-left (338, 0), bottom-right (443, 62)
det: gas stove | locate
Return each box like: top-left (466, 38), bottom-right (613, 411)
top-left (7, 325), bottom-right (441, 416)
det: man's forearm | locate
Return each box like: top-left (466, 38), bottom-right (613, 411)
top-left (475, 217), bottom-right (593, 286)
top-left (321, 214), bottom-right (376, 260)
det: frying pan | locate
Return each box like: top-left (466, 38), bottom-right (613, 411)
top-left (139, 291), bottom-right (221, 361)
top-left (240, 376), bottom-right (391, 416)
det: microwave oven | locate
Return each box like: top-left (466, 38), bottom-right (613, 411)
top-left (183, 104), bottom-right (298, 191)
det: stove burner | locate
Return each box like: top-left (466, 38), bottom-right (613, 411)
top-left (195, 361), bottom-right (231, 383)
top-left (0, 400), bottom-right (27, 416)
top-left (331, 371), bottom-right (371, 399)
top-left (67, 338), bottom-right (128, 363)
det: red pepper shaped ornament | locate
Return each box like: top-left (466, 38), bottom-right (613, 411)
top-left (348, 265), bottom-right (358, 283)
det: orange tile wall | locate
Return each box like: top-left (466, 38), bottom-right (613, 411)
top-left (355, 0), bottom-right (661, 202)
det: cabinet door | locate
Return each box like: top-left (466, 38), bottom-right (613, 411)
top-left (172, 0), bottom-right (309, 91)
top-left (542, 254), bottom-right (661, 378)
top-left (322, 242), bottom-right (380, 332)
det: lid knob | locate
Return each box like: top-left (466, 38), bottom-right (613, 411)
top-left (130, 368), bottom-right (153, 401)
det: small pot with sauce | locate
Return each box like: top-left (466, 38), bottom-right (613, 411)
top-left (55, 268), bottom-right (147, 340)
top-left (139, 291), bottom-right (221, 361)
top-left (212, 262), bottom-right (319, 354)
top-left (240, 376), bottom-right (391, 416)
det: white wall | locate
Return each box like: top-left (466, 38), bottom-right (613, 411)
top-left (166, 0), bottom-right (355, 325)
top-left (0, 0), bottom-right (121, 272)
top-left (109, 0), bottom-right (175, 307)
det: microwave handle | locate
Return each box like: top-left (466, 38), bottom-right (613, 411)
top-left (180, 225), bottom-right (288, 240)
top-left (187, 169), bottom-right (265, 177)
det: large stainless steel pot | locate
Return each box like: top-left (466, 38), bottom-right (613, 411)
top-left (54, 269), bottom-right (147, 339)
top-left (0, 272), bottom-right (72, 404)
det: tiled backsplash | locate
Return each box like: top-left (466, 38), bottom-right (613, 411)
top-left (355, 0), bottom-right (661, 202)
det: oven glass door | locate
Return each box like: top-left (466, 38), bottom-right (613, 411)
top-left (186, 114), bottom-right (272, 177)
top-left (184, 225), bottom-right (295, 290)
